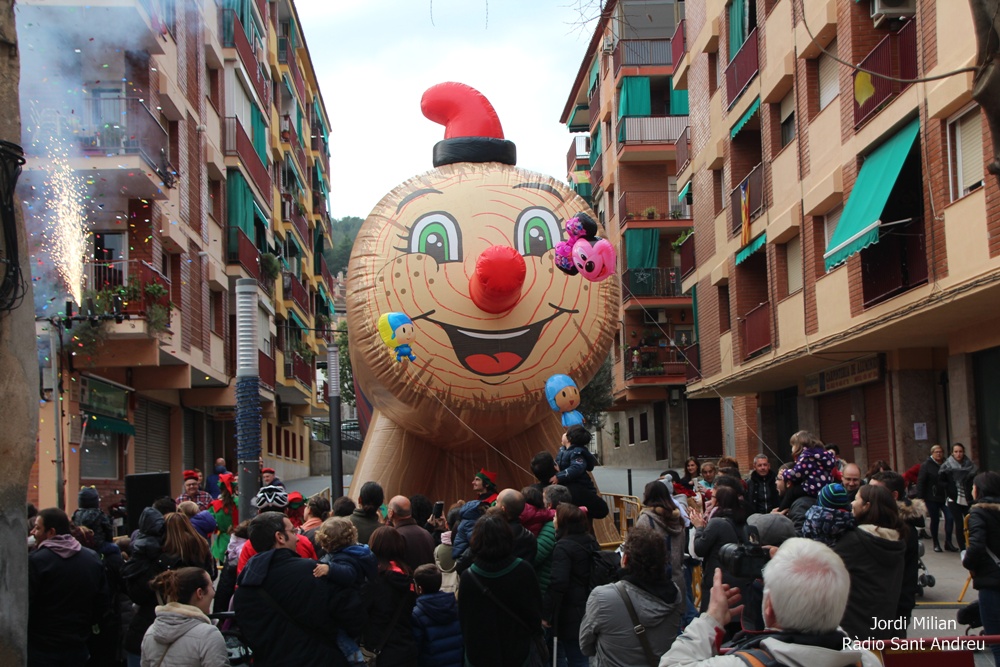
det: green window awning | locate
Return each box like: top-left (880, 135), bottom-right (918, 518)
top-left (227, 169), bottom-right (254, 239)
top-left (85, 413), bottom-right (135, 436)
top-left (288, 309), bottom-right (308, 331)
top-left (678, 180), bottom-right (691, 203)
top-left (731, 97), bottom-right (761, 139)
top-left (824, 118), bottom-right (920, 271)
top-left (736, 232), bottom-right (767, 265)
top-left (590, 125), bottom-right (602, 165)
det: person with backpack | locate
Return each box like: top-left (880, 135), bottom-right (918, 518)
top-left (580, 525), bottom-right (682, 666)
top-left (544, 503), bottom-right (599, 667)
top-left (637, 481), bottom-right (687, 614)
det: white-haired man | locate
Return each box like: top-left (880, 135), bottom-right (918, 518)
top-left (659, 538), bottom-right (881, 666)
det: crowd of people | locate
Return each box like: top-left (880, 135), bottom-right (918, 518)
top-left (24, 427), bottom-right (998, 667)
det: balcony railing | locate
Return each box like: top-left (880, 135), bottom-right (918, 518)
top-left (284, 352), bottom-right (313, 388)
top-left (726, 28), bottom-right (759, 107)
top-left (588, 82), bottom-right (601, 129)
top-left (566, 136), bottom-right (590, 173)
top-left (618, 190), bottom-right (691, 224)
top-left (316, 252), bottom-right (334, 293)
top-left (84, 259), bottom-right (171, 313)
top-left (675, 125), bottom-right (690, 173)
top-left (590, 153), bottom-right (604, 187)
top-left (740, 301), bottom-right (771, 359)
top-left (622, 268), bottom-right (684, 299)
top-left (259, 350), bottom-right (276, 391)
top-left (226, 227), bottom-right (261, 280)
top-left (283, 272), bottom-right (312, 315)
top-left (283, 199), bottom-right (312, 252)
top-left (278, 37), bottom-right (306, 102)
top-left (616, 115), bottom-right (689, 147)
top-left (281, 115), bottom-right (307, 174)
top-left (861, 217), bottom-right (928, 308)
top-left (223, 116), bottom-right (272, 197)
top-left (613, 39), bottom-right (672, 75)
top-left (684, 343), bottom-right (700, 382)
top-left (624, 346), bottom-right (687, 381)
top-left (70, 96), bottom-right (168, 173)
top-left (730, 163), bottom-right (764, 234)
top-left (672, 20), bottom-right (687, 68)
top-left (853, 20), bottom-right (917, 128)
top-left (222, 10), bottom-right (269, 110)
top-left (679, 233), bottom-right (696, 278)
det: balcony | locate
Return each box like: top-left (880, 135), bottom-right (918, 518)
top-left (226, 226), bottom-right (260, 281)
top-left (622, 267), bottom-right (684, 301)
top-left (853, 20), bottom-right (917, 128)
top-left (316, 252), bottom-right (335, 293)
top-left (566, 135), bottom-right (590, 173)
top-left (223, 117), bottom-right (272, 198)
top-left (84, 259), bottom-right (171, 314)
top-left (616, 115), bottom-right (688, 147)
top-left (590, 153), bottom-right (604, 187)
top-left (726, 28), bottom-right (759, 107)
top-left (222, 10), bottom-right (270, 110)
top-left (613, 39), bottom-right (672, 75)
top-left (281, 115), bottom-right (308, 175)
top-left (739, 301), bottom-right (771, 360)
top-left (684, 343), bottom-right (700, 382)
top-left (679, 233), bottom-right (696, 278)
top-left (278, 37), bottom-right (306, 103)
top-left (675, 125), bottom-right (690, 173)
top-left (282, 199), bottom-right (312, 252)
top-left (284, 352), bottom-right (314, 389)
top-left (730, 163), bottom-right (764, 235)
top-left (259, 350), bottom-right (276, 392)
top-left (618, 191), bottom-right (691, 227)
top-left (588, 82), bottom-right (601, 129)
top-left (624, 346), bottom-right (687, 382)
top-left (671, 20), bottom-right (687, 69)
top-left (283, 272), bottom-right (312, 316)
top-left (861, 217), bottom-right (928, 308)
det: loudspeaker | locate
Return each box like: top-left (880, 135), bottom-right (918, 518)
top-left (125, 472), bottom-right (172, 534)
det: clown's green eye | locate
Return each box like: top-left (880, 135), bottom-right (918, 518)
top-left (515, 207), bottom-right (560, 258)
top-left (404, 212), bottom-right (463, 265)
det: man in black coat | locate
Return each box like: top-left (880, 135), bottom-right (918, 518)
top-left (28, 508), bottom-right (109, 666)
top-left (747, 454), bottom-right (780, 516)
top-left (234, 511), bottom-right (366, 667)
top-left (387, 495), bottom-right (435, 569)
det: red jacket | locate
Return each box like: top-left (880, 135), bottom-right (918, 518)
top-left (237, 534), bottom-right (317, 574)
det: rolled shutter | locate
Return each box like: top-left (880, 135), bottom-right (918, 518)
top-left (959, 109), bottom-right (984, 195)
top-left (818, 40), bottom-right (839, 111)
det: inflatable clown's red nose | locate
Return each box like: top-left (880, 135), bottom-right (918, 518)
top-left (469, 245), bottom-right (526, 314)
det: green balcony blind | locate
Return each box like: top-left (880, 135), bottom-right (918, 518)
top-left (588, 57), bottom-right (600, 94)
top-left (692, 285), bottom-right (699, 342)
top-left (619, 77), bottom-right (652, 118)
top-left (625, 229), bottom-right (660, 268)
top-left (227, 170), bottom-right (254, 239)
top-left (313, 98), bottom-right (329, 144)
top-left (224, 0), bottom-right (252, 40)
top-left (669, 77), bottom-right (689, 115)
top-left (251, 104), bottom-right (267, 164)
top-left (590, 125), bottom-right (603, 165)
top-left (296, 104), bottom-right (304, 140)
top-left (729, 0), bottom-right (747, 60)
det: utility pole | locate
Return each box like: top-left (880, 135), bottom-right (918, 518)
top-left (234, 279), bottom-right (261, 522)
top-left (327, 342), bottom-right (343, 498)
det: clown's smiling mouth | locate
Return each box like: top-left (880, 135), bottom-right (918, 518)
top-left (414, 304), bottom-right (578, 377)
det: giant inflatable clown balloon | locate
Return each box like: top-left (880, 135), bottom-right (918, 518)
top-left (345, 83), bottom-right (618, 501)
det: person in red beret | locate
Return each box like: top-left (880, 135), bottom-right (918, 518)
top-left (175, 470), bottom-right (213, 511)
top-left (261, 467), bottom-right (284, 488)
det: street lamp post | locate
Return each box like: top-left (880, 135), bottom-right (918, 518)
top-left (327, 342), bottom-right (342, 499)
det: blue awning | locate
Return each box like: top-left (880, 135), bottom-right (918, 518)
top-left (731, 97), bottom-right (761, 139)
top-left (678, 180), bottom-right (691, 203)
top-left (736, 232), bottom-right (767, 265)
top-left (824, 118), bottom-right (920, 271)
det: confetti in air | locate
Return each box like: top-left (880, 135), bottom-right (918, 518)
top-left (42, 140), bottom-right (88, 306)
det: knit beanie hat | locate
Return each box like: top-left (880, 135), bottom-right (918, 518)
top-left (818, 483), bottom-right (850, 510)
top-left (78, 486), bottom-right (100, 509)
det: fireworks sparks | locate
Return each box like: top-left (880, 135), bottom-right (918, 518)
top-left (41, 140), bottom-right (88, 306)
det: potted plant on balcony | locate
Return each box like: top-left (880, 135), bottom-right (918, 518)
top-left (145, 303), bottom-right (171, 336)
top-left (643, 206), bottom-right (657, 220)
top-left (670, 207), bottom-right (684, 219)
top-left (672, 228), bottom-right (693, 250)
top-left (261, 253), bottom-right (281, 283)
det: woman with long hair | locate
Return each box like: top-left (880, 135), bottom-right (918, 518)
top-left (140, 567), bottom-right (227, 666)
top-left (544, 504), bottom-right (601, 667)
top-left (690, 485), bottom-right (751, 616)
top-left (162, 512), bottom-right (213, 577)
top-left (362, 526), bottom-right (417, 667)
top-left (637, 481), bottom-right (687, 612)
top-left (941, 442), bottom-right (978, 551)
top-left (962, 471), bottom-right (1000, 666)
top-left (832, 484), bottom-right (906, 640)
top-left (679, 458), bottom-right (699, 492)
top-left (580, 526), bottom-right (682, 665)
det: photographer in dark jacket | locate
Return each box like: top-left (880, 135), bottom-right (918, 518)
top-left (747, 454), bottom-right (779, 516)
top-left (962, 471), bottom-right (1000, 667)
top-left (234, 511), bottom-right (366, 667)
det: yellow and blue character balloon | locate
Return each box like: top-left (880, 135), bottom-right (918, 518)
top-left (545, 374), bottom-right (584, 428)
top-left (378, 312), bottom-right (417, 362)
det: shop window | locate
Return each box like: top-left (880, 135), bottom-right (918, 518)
top-left (80, 430), bottom-right (119, 479)
top-left (948, 106), bottom-right (985, 201)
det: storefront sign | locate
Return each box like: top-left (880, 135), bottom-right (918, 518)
top-left (804, 355), bottom-right (881, 397)
top-left (81, 377), bottom-right (129, 420)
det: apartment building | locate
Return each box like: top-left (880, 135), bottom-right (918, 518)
top-left (20, 0), bottom-right (336, 512)
top-left (561, 0), bottom-right (726, 469)
top-left (675, 0), bottom-right (998, 471)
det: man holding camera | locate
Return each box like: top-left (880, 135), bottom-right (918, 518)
top-left (660, 538), bottom-right (880, 667)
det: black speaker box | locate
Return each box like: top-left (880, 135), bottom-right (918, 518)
top-left (125, 472), bottom-right (172, 534)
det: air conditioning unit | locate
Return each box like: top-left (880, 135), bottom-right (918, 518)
top-left (278, 404), bottom-right (293, 425)
top-left (871, 0), bottom-right (916, 27)
top-left (602, 36), bottom-right (614, 54)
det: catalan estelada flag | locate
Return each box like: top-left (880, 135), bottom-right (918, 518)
top-left (740, 180), bottom-right (751, 246)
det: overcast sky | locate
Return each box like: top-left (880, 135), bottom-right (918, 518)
top-left (294, 0), bottom-right (596, 219)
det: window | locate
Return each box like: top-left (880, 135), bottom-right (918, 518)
top-left (948, 106), bottom-right (985, 201)
top-left (779, 90), bottom-right (795, 148)
top-left (714, 170), bottom-right (725, 214)
top-left (709, 52), bottom-right (719, 96)
top-left (817, 40), bottom-right (839, 111)
top-left (719, 284), bottom-right (731, 333)
top-left (80, 430), bottom-right (119, 479)
top-left (639, 412), bottom-right (649, 442)
top-left (613, 422), bottom-right (621, 448)
top-left (628, 417), bottom-right (635, 446)
top-left (823, 205), bottom-right (842, 249)
top-left (786, 235), bottom-right (803, 294)
top-left (210, 291), bottom-right (224, 334)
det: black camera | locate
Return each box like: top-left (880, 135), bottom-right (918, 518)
top-left (718, 525), bottom-right (770, 580)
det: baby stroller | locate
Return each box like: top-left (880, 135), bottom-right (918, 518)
top-left (209, 611), bottom-right (252, 666)
top-left (916, 539), bottom-right (936, 596)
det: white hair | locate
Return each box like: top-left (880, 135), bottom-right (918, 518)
top-left (762, 538), bottom-right (849, 633)
top-left (753, 454), bottom-right (769, 462)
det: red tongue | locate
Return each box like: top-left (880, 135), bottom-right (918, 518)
top-left (465, 352), bottom-right (524, 376)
